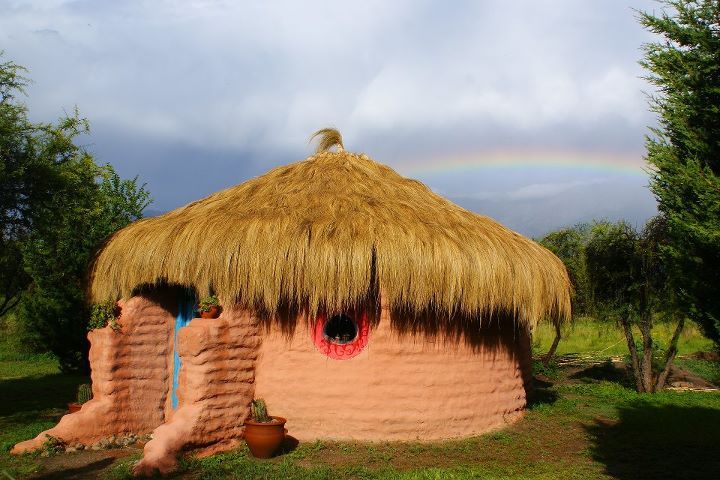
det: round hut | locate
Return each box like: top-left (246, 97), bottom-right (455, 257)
top-left (13, 128), bottom-right (571, 475)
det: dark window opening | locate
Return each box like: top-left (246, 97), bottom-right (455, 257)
top-left (323, 314), bottom-right (358, 344)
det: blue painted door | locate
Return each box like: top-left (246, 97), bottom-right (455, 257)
top-left (172, 290), bottom-right (196, 409)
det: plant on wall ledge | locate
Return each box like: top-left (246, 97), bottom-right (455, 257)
top-left (88, 300), bottom-right (120, 331)
top-left (198, 295), bottom-right (221, 319)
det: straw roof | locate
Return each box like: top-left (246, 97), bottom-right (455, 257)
top-left (90, 129), bottom-right (571, 329)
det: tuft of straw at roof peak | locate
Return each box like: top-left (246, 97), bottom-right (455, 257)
top-left (310, 128), bottom-right (344, 153)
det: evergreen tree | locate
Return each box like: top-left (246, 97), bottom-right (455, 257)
top-left (639, 1), bottom-right (720, 347)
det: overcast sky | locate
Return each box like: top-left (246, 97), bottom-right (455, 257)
top-left (2, 0), bottom-right (662, 237)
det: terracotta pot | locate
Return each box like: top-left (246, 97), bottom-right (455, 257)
top-left (200, 305), bottom-right (221, 319)
top-left (244, 416), bottom-right (286, 458)
top-left (67, 403), bottom-right (82, 414)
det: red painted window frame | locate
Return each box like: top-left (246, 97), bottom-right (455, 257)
top-left (311, 310), bottom-right (369, 360)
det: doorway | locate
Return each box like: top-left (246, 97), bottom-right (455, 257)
top-left (171, 290), bottom-right (196, 409)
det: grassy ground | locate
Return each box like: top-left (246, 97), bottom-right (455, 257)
top-left (0, 321), bottom-right (718, 479)
top-left (674, 358), bottom-right (720, 386)
top-left (532, 317), bottom-right (714, 359)
top-left (0, 338), bottom-right (88, 479)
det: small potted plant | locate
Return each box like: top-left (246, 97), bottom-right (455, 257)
top-left (68, 383), bottom-right (92, 414)
top-left (198, 295), bottom-right (221, 319)
top-left (88, 300), bottom-right (121, 331)
top-left (243, 399), bottom-right (286, 458)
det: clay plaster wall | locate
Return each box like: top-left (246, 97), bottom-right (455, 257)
top-left (13, 294), bottom-right (262, 477)
top-left (12, 291), bottom-right (176, 453)
top-left (133, 307), bottom-right (260, 475)
top-left (13, 288), bottom-right (531, 473)
top-left (254, 308), bottom-right (532, 441)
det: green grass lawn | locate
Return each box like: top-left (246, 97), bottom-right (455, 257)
top-left (674, 358), bottom-right (720, 385)
top-left (0, 320), bottom-right (718, 479)
top-left (532, 317), bottom-right (714, 359)
top-left (0, 339), bottom-right (88, 479)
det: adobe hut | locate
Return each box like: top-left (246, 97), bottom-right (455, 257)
top-left (13, 129), bottom-right (570, 475)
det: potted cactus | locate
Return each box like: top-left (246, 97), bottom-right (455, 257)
top-left (198, 295), bottom-right (222, 319)
top-left (68, 383), bottom-right (92, 413)
top-left (243, 399), bottom-right (286, 458)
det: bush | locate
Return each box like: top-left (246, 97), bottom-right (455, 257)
top-left (88, 300), bottom-right (119, 331)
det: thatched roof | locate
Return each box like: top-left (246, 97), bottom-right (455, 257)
top-left (90, 129), bottom-right (570, 329)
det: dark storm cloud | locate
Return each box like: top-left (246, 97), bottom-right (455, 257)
top-left (1, 0), bottom-right (662, 233)
top-left (450, 179), bottom-right (657, 238)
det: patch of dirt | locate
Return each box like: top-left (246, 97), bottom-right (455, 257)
top-left (497, 413), bottom-right (592, 466)
top-left (555, 354), bottom-right (718, 391)
top-left (666, 365), bottom-right (718, 390)
top-left (28, 447), bottom-right (141, 480)
top-left (690, 351), bottom-right (720, 361)
top-left (566, 360), bottom-right (631, 385)
top-left (288, 410), bottom-right (592, 473)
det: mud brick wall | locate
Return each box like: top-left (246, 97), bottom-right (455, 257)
top-left (254, 306), bottom-right (532, 441)
top-left (12, 292), bottom-right (176, 453)
top-left (133, 307), bottom-right (261, 476)
top-left (14, 290), bottom-right (533, 476)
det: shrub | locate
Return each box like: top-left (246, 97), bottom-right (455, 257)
top-left (88, 300), bottom-right (119, 331)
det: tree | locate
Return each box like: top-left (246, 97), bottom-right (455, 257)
top-left (1, 57), bottom-right (34, 317)
top-left (1, 55), bottom-right (89, 318)
top-left (0, 54), bottom-right (151, 371)
top-left (539, 223), bottom-right (593, 316)
top-left (585, 218), bottom-right (684, 393)
top-left (19, 162), bottom-right (150, 371)
top-left (0, 240), bottom-right (28, 317)
top-left (639, 0), bottom-right (720, 348)
top-left (538, 223), bottom-right (593, 363)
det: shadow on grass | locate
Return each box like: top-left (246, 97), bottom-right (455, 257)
top-left (277, 435), bottom-right (300, 455)
top-left (0, 373), bottom-right (87, 417)
top-left (587, 402), bottom-right (720, 480)
top-left (527, 385), bottom-right (559, 408)
top-left (32, 457), bottom-right (116, 480)
top-left (570, 360), bottom-right (635, 388)
top-left (525, 373), bottom-right (559, 409)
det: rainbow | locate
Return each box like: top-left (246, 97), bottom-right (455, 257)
top-left (389, 149), bottom-right (650, 178)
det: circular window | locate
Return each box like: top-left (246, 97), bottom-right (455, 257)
top-left (312, 310), bottom-right (369, 360)
top-left (323, 314), bottom-right (358, 344)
